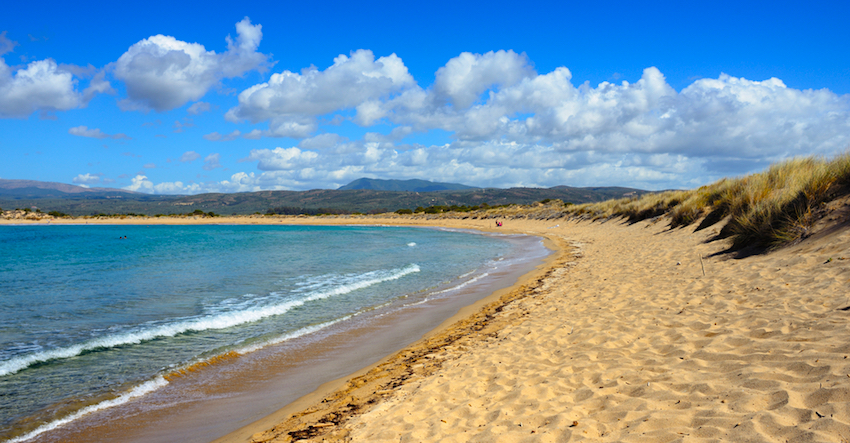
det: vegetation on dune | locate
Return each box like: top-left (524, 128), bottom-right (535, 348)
top-left (564, 153), bottom-right (850, 249)
top-left (389, 153), bottom-right (850, 251)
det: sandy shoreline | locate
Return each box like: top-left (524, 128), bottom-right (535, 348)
top-left (0, 217), bottom-right (554, 443)
top-left (225, 215), bottom-right (850, 443)
top-left (6, 214), bottom-right (850, 442)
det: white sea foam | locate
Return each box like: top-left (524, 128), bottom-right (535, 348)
top-left (407, 242), bottom-right (416, 247)
top-left (458, 269), bottom-right (476, 279)
top-left (0, 264), bottom-right (420, 377)
top-left (303, 264), bottom-right (419, 303)
top-left (6, 376), bottom-right (168, 443)
top-left (236, 315), bottom-right (354, 355)
top-left (430, 272), bottom-right (490, 296)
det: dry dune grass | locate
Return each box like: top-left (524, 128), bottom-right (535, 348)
top-left (428, 153), bottom-right (850, 251)
top-left (569, 153), bottom-right (850, 249)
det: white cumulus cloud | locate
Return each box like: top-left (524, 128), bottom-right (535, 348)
top-left (72, 173), bottom-right (101, 184)
top-left (114, 17), bottom-right (269, 112)
top-left (226, 49), bottom-right (414, 138)
top-left (0, 32), bottom-right (110, 118)
top-left (245, 146), bottom-right (320, 171)
top-left (124, 175), bottom-right (194, 194)
top-left (432, 50), bottom-right (535, 109)
top-left (124, 50), bottom-right (850, 193)
top-left (1, 59), bottom-right (83, 118)
top-left (125, 174), bottom-right (154, 192)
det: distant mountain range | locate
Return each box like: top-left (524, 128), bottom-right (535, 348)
top-left (339, 178), bottom-right (478, 192)
top-left (0, 178), bottom-right (650, 216)
top-left (0, 179), bottom-right (144, 199)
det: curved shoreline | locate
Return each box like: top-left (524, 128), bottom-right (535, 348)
top-left (0, 216), bottom-right (557, 443)
top-left (7, 213), bottom-right (850, 442)
top-left (212, 217), bottom-right (570, 443)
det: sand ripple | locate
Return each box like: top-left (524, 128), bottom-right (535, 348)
top-left (344, 218), bottom-right (850, 442)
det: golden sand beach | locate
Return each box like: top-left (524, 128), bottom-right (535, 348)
top-left (197, 210), bottom-right (849, 443)
top-left (6, 208), bottom-right (850, 442)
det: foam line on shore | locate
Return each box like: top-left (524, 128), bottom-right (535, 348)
top-left (7, 376), bottom-right (169, 443)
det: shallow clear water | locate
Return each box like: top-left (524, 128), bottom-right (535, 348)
top-left (0, 224), bottom-right (514, 441)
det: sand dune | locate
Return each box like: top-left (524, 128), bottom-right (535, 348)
top-left (237, 215), bottom-right (850, 443)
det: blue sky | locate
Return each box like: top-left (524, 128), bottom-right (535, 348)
top-left (1, 0), bottom-right (848, 193)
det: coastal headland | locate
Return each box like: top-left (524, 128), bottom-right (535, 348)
top-left (7, 203), bottom-right (850, 442)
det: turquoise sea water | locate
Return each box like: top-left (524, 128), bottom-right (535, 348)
top-left (0, 224), bottom-right (530, 442)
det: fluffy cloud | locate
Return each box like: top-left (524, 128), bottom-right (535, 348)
top-left (148, 181), bottom-right (192, 194)
top-left (432, 50), bottom-right (534, 109)
top-left (1, 59), bottom-right (83, 118)
top-left (0, 32), bottom-right (110, 118)
top-left (72, 173), bottom-right (101, 184)
top-left (129, 142), bottom-right (705, 194)
top-left (130, 51), bottom-right (850, 194)
top-left (69, 126), bottom-right (130, 139)
top-left (226, 49), bottom-right (414, 138)
top-left (359, 59), bottom-right (850, 173)
top-left (223, 138), bottom-right (710, 191)
top-left (244, 146), bottom-right (320, 171)
top-left (124, 174), bottom-right (196, 194)
top-left (114, 17), bottom-right (269, 112)
top-left (122, 172), bottom-right (264, 195)
top-left (125, 174), bottom-right (154, 192)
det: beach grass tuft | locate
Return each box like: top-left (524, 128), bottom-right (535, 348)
top-left (560, 152), bottom-right (850, 249)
